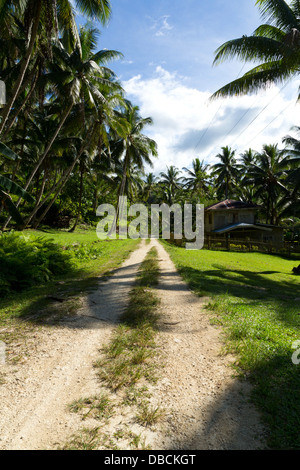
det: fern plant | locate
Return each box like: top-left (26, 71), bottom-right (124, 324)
top-left (0, 232), bottom-right (74, 296)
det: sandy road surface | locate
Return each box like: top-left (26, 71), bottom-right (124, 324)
top-left (0, 239), bottom-right (266, 450)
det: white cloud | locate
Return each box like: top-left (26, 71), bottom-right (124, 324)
top-left (148, 15), bottom-right (173, 38)
top-left (123, 67), bottom-right (300, 175)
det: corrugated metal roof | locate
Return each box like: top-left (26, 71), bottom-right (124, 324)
top-left (212, 223), bottom-right (273, 234)
top-left (205, 199), bottom-right (259, 211)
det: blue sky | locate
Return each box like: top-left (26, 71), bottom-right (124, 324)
top-left (76, 0), bottom-right (300, 174)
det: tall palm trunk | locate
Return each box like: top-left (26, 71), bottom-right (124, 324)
top-left (31, 167), bottom-right (48, 224)
top-left (32, 153), bottom-right (80, 229)
top-left (0, 1), bottom-right (42, 136)
top-left (2, 69), bottom-right (39, 139)
top-left (31, 123), bottom-right (97, 229)
top-left (2, 102), bottom-right (73, 229)
top-left (108, 150), bottom-right (129, 236)
top-left (68, 166), bottom-right (84, 232)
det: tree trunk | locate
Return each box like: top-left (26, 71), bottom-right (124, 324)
top-left (0, 1), bottom-right (42, 136)
top-left (32, 123), bottom-right (98, 229)
top-left (2, 69), bottom-right (39, 139)
top-left (2, 102), bottom-right (73, 229)
top-left (31, 167), bottom-right (48, 224)
top-left (32, 155), bottom-right (79, 229)
top-left (25, 122), bottom-right (97, 228)
top-left (69, 166), bottom-right (84, 232)
top-left (108, 151), bottom-right (129, 236)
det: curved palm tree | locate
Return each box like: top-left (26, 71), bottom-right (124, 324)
top-left (211, 146), bottom-right (239, 199)
top-left (0, 142), bottom-right (34, 224)
top-left (0, 0), bottom-right (112, 135)
top-left (21, 25), bottom-right (123, 229)
top-left (211, 0), bottom-right (300, 101)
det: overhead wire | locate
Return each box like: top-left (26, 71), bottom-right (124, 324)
top-left (193, 63), bottom-right (247, 152)
top-left (244, 99), bottom-right (295, 148)
top-left (194, 61), bottom-right (294, 164)
top-left (227, 79), bottom-right (292, 149)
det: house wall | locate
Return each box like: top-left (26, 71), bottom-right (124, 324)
top-left (261, 227), bottom-right (284, 244)
top-left (205, 209), bottom-right (257, 232)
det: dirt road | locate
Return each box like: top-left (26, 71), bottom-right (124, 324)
top-left (0, 239), bottom-right (266, 450)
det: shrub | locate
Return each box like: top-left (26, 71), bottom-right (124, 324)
top-left (0, 232), bottom-right (74, 296)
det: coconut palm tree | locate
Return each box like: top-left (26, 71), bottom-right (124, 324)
top-left (246, 143), bottom-right (288, 224)
top-left (282, 126), bottom-right (300, 192)
top-left (182, 158), bottom-right (210, 199)
top-left (211, 0), bottom-right (300, 101)
top-left (3, 23), bottom-right (122, 229)
top-left (159, 165), bottom-right (183, 205)
top-left (0, 141), bottom-right (35, 224)
top-left (108, 101), bottom-right (157, 232)
top-left (211, 146), bottom-right (239, 199)
top-left (142, 172), bottom-right (158, 203)
top-left (0, 0), bottom-right (112, 135)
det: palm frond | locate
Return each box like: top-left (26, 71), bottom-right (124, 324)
top-left (75, 0), bottom-right (111, 25)
top-left (213, 36), bottom-right (284, 66)
top-left (211, 60), bottom-right (294, 99)
top-left (255, 0), bottom-right (298, 31)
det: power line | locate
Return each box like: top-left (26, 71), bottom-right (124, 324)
top-left (193, 101), bottom-right (223, 151)
top-left (222, 94), bottom-right (261, 142)
top-left (193, 63), bottom-right (248, 152)
top-left (228, 80), bottom-right (292, 149)
top-left (244, 100), bottom-right (295, 148)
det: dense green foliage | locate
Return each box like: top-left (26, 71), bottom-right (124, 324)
top-left (0, 1), bottom-right (157, 231)
top-left (0, 0), bottom-right (298, 240)
top-left (0, 231), bottom-right (74, 295)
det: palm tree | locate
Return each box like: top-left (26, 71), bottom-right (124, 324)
top-left (239, 148), bottom-right (258, 168)
top-left (20, 25), bottom-right (123, 229)
top-left (235, 148), bottom-right (258, 202)
top-left (246, 143), bottom-right (288, 224)
top-left (0, 0), bottom-right (112, 135)
top-left (159, 165), bottom-right (183, 205)
top-left (211, 146), bottom-right (239, 199)
top-left (142, 172), bottom-right (158, 203)
top-left (282, 126), bottom-right (300, 192)
top-left (68, 151), bottom-right (92, 232)
top-left (211, 0), bottom-right (300, 100)
top-left (182, 158), bottom-right (210, 199)
top-left (0, 141), bottom-right (35, 225)
top-left (109, 101), bottom-right (158, 232)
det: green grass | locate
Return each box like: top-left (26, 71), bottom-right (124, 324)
top-left (22, 227), bottom-right (101, 245)
top-left (161, 241), bottom-right (300, 450)
top-left (95, 247), bottom-right (161, 392)
top-left (0, 228), bottom-right (140, 359)
top-left (68, 393), bottom-right (115, 421)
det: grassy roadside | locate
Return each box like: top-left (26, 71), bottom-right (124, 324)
top-left (161, 241), bottom-right (300, 450)
top-left (62, 246), bottom-right (164, 450)
top-left (0, 229), bottom-right (140, 364)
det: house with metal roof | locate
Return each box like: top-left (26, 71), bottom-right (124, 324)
top-left (204, 199), bottom-right (284, 245)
